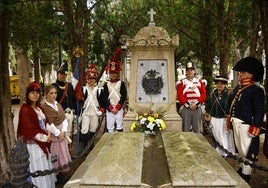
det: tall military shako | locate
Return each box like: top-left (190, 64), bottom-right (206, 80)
top-left (58, 61), bottom-right (68, 75)
top-left (55, 61), bottom-right (69, 89)
top-left (233, 57), bottom-right (264, 82)
top-left (186, 61), bottom-right (195, 70)
top-left (105, 48), bottom-right (122, 74)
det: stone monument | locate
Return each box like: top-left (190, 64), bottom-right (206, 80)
top-left (124, 8), bottom-right (181, 132)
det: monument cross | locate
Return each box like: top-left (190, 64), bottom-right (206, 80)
top-left (148, 8), bottom-right (156, 27)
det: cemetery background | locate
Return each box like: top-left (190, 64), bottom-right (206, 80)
top-left (9, 6), bottom-right (266, 187)
top-left (2, 1), bottom-right (268, 187)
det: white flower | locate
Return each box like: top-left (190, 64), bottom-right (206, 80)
top-left (146, 122), bottom-right (154, 130)
top-left (140, 117), bottom-right (147, 124)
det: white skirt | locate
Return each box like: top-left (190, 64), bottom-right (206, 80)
top-left (26, 143), bottom-right (56, 188)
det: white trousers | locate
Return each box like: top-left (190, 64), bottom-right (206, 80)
top-left (210, 117), bottom-right (235, 157)
top-left (81, 114), bottom-right (99, 134)
top-left (232, 118), bottom-right (253, 175)
top-left (106, 108), bottom-right (124, 132)
top-left (65, 111), bottom-right (74, 137)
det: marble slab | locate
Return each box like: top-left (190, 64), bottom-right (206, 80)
top-left (162, 132), bottom-right (237, 187)
top-left (65, 133), bottom-right (144, 187)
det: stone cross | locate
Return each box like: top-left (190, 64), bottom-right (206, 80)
top-left (148, 8), bottom-right (156, 27)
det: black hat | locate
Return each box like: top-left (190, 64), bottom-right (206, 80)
top-left (186, 61), bottom-right (195, 69)
top-left (214, 75), bottom-right (228, 84)
top-left (233, 57), bottom-right (264, 82)
top-left (57, 62), bottom-right (68, 74)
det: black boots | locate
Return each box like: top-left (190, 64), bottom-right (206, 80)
top-left (89, 132), bottom-right (95, 150)
top-left (56, 172), bottom-right (68, 183)
top-left (237, 167), bottom-right (251, 183)
top-left (80, 132), bottom-right (95, 152)
top-left (80, 133), bottom-right (89, 149)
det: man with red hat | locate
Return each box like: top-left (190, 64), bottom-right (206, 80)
top-left (80, 64), bottom-right (105, 150)
top-left (230, 56), bottom-right (265, 183)
top-left (102, 48), bottom-right (127, 132)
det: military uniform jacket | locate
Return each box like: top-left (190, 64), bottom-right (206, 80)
top-left (230, 84), bottom-right (264, 127)
top-left (81, 84), bottom-right (102, 116)
top-left (102, 80), bottom-right (127, 112)
top-left (52, 80), bottom-right (76, 111)
top-left (177, 77), bottom-right (206, 106)
top-left (205, 88), bottom-right (230, 118)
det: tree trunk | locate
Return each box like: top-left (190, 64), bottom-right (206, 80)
top-left (216, 0), bottom-right (234, 77)
top-left (257, 0), bottom-right (268, 113)
top-left (63, 0), bottom-right (89, 82)
top-left (33, 50), bottom-right (40, 84)
top-left (198, 0), bottom-right (215, 95)
top-left (0, 0), bottom-right (15, 183)
top-left (15, 47), bottom-right (30, 104)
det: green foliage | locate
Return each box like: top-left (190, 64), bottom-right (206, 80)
top-left (5, 0), bottom-right (266, 87)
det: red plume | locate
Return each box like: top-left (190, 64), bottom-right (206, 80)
top-left (105, 48), bottom-right (122, 73)
top-left (111, 48), bottom-right (121, 62)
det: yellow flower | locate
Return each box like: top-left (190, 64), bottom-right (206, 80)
top-left (130, 111), bottom-right (166, 133)
top-left (130, 122), bottom-right (136, 131)
top-left (160, 119), bottom-right (166, 129)
top-left (147, 116), bottom-right (155, 123)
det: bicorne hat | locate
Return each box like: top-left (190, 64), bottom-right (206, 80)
top-left (214, 75), bottom-right (228, 84)
top-left (233, 57), bottom-right (264, 82)
top-left (106, 48), bottom-right (122, 73)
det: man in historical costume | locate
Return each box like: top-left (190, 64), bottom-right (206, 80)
top-left (102, 48), bottom-right (127, 133)
top-left (52, 62), bottom-right (76, 138)
top-left (80, 64), bottom-right (104, 150)
top-left (230, 57), bottom-right (265, 183)
top-left (177, 61), bottom-right (206, 133)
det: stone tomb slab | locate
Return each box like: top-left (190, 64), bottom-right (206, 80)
top-left (162, 132), bottom-right (240, 187)
top-left (65, 132), bottom-right (249, 187)
top-left (64, 133), bottom-right (144, 187)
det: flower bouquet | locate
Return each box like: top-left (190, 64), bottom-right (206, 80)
top-left (130, 112), bottom-right (166, 135)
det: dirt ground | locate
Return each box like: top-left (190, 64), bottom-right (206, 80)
top-left (56, 132), bottom-right (268, 188)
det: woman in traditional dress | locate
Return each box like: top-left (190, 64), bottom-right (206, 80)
top-left (17, 82), bottom-right (56, 188)
top-left (42, 85), bottom-right (72, 183)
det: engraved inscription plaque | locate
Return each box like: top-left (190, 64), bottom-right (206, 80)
top-left (136, 59), bottom-right (168, 103)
